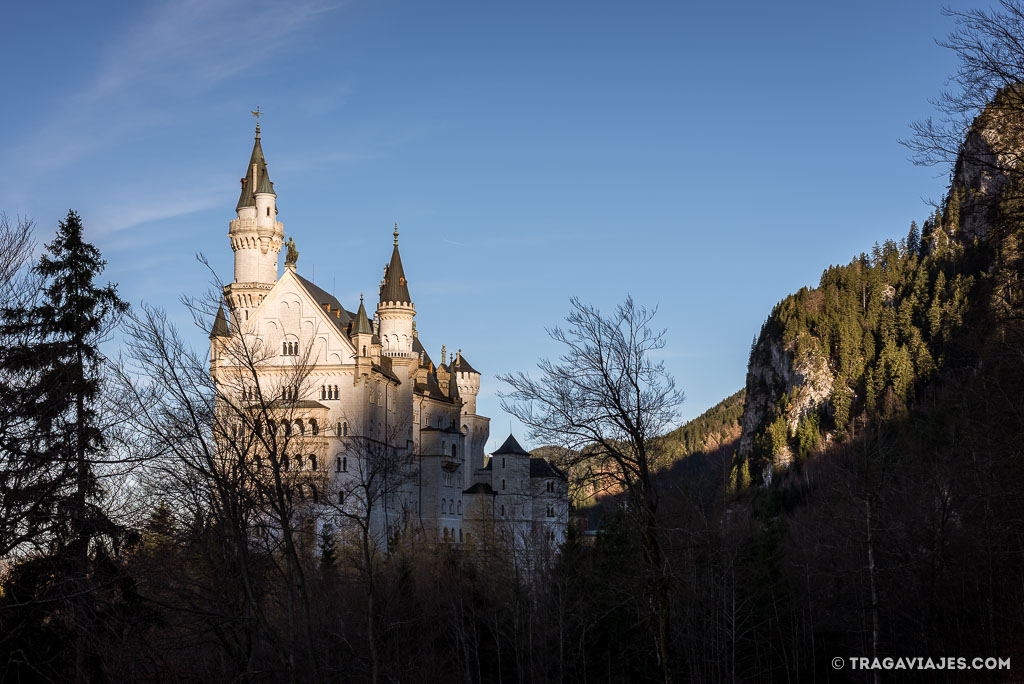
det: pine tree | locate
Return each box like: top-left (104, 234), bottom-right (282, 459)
top-left (907, 220), bottom-right (920, 256)
top-left (0, 210), bottom-right (127, 680)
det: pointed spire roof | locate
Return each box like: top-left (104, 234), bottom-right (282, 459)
top-left (379, 223), bottom-right (411, 304)
top-left (493, 434), bottom-right (530, 456)
top-left (210, 304), bottom-right (230, 338)
top-left (236, 125), bottom-right (274, 210)
top-left (451, 349), bottom-right (478, 375)
top-left (353, 294), bottom-right (373, 335)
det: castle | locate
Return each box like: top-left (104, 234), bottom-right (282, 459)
top-left (209, 122), bottom-right (568, 551)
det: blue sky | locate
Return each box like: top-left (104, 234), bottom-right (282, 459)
top-left (0, 0), bottom-right (973, 450)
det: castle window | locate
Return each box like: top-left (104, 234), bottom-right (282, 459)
top-left (501, 479), bottom-right (505, 491)
top-left (547, 481), bottom-right (553, 493)
top-left (295, 419), bottom-right (304, 435)
top-left (343, 457), bottom-right (348, 472)
top-left (457, 500), bottom-right (462, 515)
top-left (343, 422), bottom-right (348, 436)
top-left (309, 455), bottom-right (317, 470)
top-left (451, 444), bottom-right (457, 459)
top-left (441, 499), bottom-right (447, 514)
top-left (338, 491), bottom-right (344, 505)
top-left (335, 456), bottom-right (342, 472)
top-left (310, 419), bottom-right (318, 436)
top-left (459, 529), bottom-right (463, 543)
top-left (502, 458), bottom-right (505, 468)
top-left (311, 486), bottom-right (319, 504)
top-left (266, 206), bottom-right (270, 216)
top-left (336, 421), bottom-right (342, 436)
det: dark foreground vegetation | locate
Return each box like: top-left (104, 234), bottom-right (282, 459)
top-left (4, 4), bottom-right (1024, 682)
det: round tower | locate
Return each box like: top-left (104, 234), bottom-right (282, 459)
top-left (452, 349), bottom-right (481, 415)
top-left (376, 223), bottom-right (416, 359)
top-left (225, 120), bottom-right (283, 320)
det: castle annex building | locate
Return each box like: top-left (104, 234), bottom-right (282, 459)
top-left (209, 123), bottom-right (568, 549)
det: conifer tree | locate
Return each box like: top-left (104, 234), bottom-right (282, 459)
top-left (0, 210), bottom-right (127, 680)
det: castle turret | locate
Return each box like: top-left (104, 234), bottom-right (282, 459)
top-left (225, 120), bottom-right (283, 321)
top-left (352, 294), bottom-right (374, 358)
top-left (451, 349), bottom-right (481, 415)
top-left (377, 223), bottom-right (415, 359)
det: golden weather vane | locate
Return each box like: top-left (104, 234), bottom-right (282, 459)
top-left (251, 106), bottom-right (264, 134)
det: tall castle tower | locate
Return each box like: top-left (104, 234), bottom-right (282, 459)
top-left (377, 224), bottom-right (416, 359)
top-left (224, 120), bottom-right (283, 321)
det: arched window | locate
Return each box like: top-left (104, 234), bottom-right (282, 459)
top-left (284, 422), bottom-right (292, 436)
top-left (441, 498), bottom-right (447, 514)
top-left (343, 421), bottom-right (348, 436)
top-left (295, 419), bottom-right (304, 435)
top-left (457, 500), bottom-right (462, 515)
top-left (282, 341), bottom-right (288, 355)
top-left (451, 444), bottom-right (457, 459)
top-left (342, 457), bottom-right (348, 472)
top-left (336, 421), bottom-right (342, 436)
top-left (309, 455), bottom-right (317, 470)
top-left (335, 456), bottom-right (342, 473)
top-left (310, 419), bottom-right (318, 436)
top-left (362, 345), bottom-right (367, 356)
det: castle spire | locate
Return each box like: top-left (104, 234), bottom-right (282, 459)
top-left (379, 223), bottom-right (411, 304)
top-left (354, 294), bottom-right (373, 335)
top-left (236, 115), bottom-right (274, 211)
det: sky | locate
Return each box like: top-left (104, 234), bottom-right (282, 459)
top-left (0, 0), bottom-right (978, 450)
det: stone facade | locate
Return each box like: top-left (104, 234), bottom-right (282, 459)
top-left (210, 126), bottom-right (568, 551)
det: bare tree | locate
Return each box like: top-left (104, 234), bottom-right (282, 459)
top-left (116, 285), bottom-right (332, 682)
top-left (498, 295), bottom-right (683, 683)
top-left (321, 415), bottom-right (414, 684)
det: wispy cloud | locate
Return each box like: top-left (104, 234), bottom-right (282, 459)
top-left (1, 0), bottom-right (341, 232)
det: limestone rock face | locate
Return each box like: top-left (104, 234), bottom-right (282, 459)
top-left (953, 129), bottom-right (1006, 240)
top-left (739, 329), bottom-right (834, 470)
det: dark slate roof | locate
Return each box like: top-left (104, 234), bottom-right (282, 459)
top-left (379, 242), bottom-right (411, 304)
top-left (493, 434), bottom-right (530, 456)
top-left (413, 337), bottom-right (432, 367)
top-left (210, 305), bottom-right (230, 338)
top-left (295, 274), bottom-right (357, 337)
top-left (530, 458), bottom-right (567, 480)
top-left (353, 296), bottom-right (373, 335)
top-left (373, 359), bottom-right (400, 384)
top-left (236, 130), bottom-right (274, 210)
top-left (451, 352), bottom-right (478, 375)
top-left (463, 482), bottom-right (496, 495)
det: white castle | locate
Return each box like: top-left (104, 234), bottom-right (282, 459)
top-left (209, 122), bottom-right (568, 551)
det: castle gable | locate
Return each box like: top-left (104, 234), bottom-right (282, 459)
top-left (249, 269), bottom-right (358, 366)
